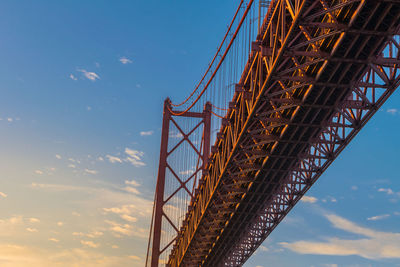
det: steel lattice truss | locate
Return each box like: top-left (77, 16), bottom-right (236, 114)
top-left (166, 0), bottom-right (400, 266)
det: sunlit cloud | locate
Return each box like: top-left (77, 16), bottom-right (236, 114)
top-left (367, 214), bottom-right (390, 221)
top-left (48, 238), bottom-right (59, 243)
top-left (0, 192), bottom-right (7, 198)
top-left (280, 213), bottom-right (400, 260)
top-left (119, 57), bottom-right (132, 64)
top-left (128, 255), bottom-right (141, 261)
top-left (70, 74), bottom-right (78, 81)
top-left (106, 155), bottom-right (123, 164)
top-left (35, 170), bottom-right (43, 175)
top-left (300, 196), bottom-right (318, 203)
top-left (57, 222), bottom-right (64, 227)
top-left (80, 240), bottom-right (100, 248)
top-left (78, 69), bottom-right (100, 81)
top-left (140, 130), bottom-right (154, 136)
top-left (55, 154), bottom-right (62, 160)
top-left (124, 148), bottom-right (145, 167)
top-left (26, 228), bottom-right (38, 233)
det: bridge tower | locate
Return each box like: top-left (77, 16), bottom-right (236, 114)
top-left (147, 99), bottom-right (211, 267)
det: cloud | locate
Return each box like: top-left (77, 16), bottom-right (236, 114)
top-left (351, 186), bottom-right (358, 191)
top-left (387, 108), bottom-right (399, 115)
top-left (125, 180), bottom-right (140, 187)
top-left (124, 148), bottom-right (145, 167)
top-left (103, 204), bottom-right (144, 223)
top-left (106, 155), bottom-right (123, 164)
top-left (48, 238), bottom-right (59, 243)
top-left (120, 214), bottom-right (138, 223)
top-left (57, 222), bottom-right (64, 226)
top-left (73, 231), bottom-right (103, 239)
top-left (119, 57), bottom-right (132, 64)
top-left (35, 170), bottom-right (43, 175)
top-left (378, 188), bottom-right (394, 195)
top-left (179, 169), bottom-right (195, 175)
top-left (280, 213), bottom-right (400, 260)
top-left (55, 154), bottom-right (62, 160)
top-left (128, 255), bottom-right (141, 261)
top-left (78, 69), bottom-right (100, 81)
top-left (0, 192), bottom-right (7, 198)
top-left (301, 196), bottom-right (318, 203)
top-left (124, 186), bottom-right (140, 195)
top-left (70, 74), bottom-right (78, 81)
top-left (0, 244), bottom-right (144, 266)
top-left (26, 228), bottom-right (38, 233)
top-left (169, 132), bottom-right (183, 139)
top-left (367, 214), bottom-right (390, 221)
top-left (104, 220), bottom-right (148, 239)
top-left (84, 169), bottom-right (98, 175)
top-left (140, 130), bottom-right (154, 136)
top-left (80, 240), bottom-right (100, 248)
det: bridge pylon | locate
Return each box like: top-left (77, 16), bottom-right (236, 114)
top-left (147, 99), bottom-right (211, 267)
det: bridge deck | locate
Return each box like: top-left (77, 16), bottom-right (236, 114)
top-left (168, 0), bottom-right (400, 266)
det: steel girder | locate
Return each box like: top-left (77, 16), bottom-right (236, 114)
top-left (167, 0), bottom-right (400, 266)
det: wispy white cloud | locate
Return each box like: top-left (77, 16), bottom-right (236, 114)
top-left (78, 69), bottom-right (100, 81)
top-left (124, 148), bottom-right (145, 167)
top-left (280, 213), bottom-right (400, 260)
top-left (69, 74), bottom-right (78, 81)
top-left (84, 169), bottom-right (98, 175)
top-left (387, 108), bottom-right (399, 115)
top-left (26, 228), bottom-right (38, 233)
top-left (301, 196), bottom-right (318, 203)
top-left (125, 180), bottom-right (140, 187)
top-left (140, 130), bottom-right (154, 136)
top-left (55, 154), bottom-right (62, 160)
top-left (48, 238), bottom-right (59, 243)
top-left (106, 155), bottom-right (123, 164)
top-left (119, 57), bottom-right (132, 64)
top-left (367, 214), bottom-right (390, 221)
top-left (35, 170), bottom-right (43, 175)
top-left (378, 188), bottom-right (394, 195)
top-left (169, 132), bottom-right (183, 139)
top-left (0, 192), bottom-right (7, 198)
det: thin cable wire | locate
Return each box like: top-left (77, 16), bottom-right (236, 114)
top-left (169, 0), bottom-right (255, 116)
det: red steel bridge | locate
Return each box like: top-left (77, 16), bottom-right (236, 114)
top-left (146, 0), bottom-right (400, 266)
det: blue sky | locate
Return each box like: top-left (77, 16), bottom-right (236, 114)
top-left (0, 1), bottom-right (399, 266)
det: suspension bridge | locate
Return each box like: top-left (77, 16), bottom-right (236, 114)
top-left (146, 0), bottom-right (400, 266)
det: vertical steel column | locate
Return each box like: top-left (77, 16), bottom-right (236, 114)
top-left (203, 102), bottom-right (212, 169)
top-left (151, 99), bottom-right (171, 267)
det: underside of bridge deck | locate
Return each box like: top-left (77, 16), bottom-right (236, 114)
top-left (167, 0), bottom-right (400, 266)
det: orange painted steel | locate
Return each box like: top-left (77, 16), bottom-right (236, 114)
top-left (150, 0), bottom-right (400, 266)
